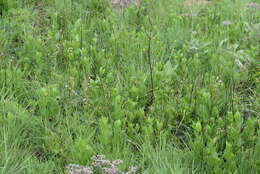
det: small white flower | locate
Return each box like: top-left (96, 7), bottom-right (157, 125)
top-left (221, 20), bottom-right (232, 26)
top-left (247, 2), bottom-right (260, 9)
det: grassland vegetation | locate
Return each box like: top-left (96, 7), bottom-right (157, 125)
top-left (0, 0), bottom-right (259, 173)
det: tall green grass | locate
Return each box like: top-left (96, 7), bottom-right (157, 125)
top-left (0, 0), bottom-right (259, 173)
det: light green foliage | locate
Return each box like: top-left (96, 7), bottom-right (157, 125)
top-left (0, 0), bottom-right (259, 173)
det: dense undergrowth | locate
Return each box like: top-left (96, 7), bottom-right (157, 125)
top-left (0, 0), bottom-right (259, 173)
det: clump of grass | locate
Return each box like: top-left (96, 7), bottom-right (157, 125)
top-left (0, 0), bottom-right (259, 173)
